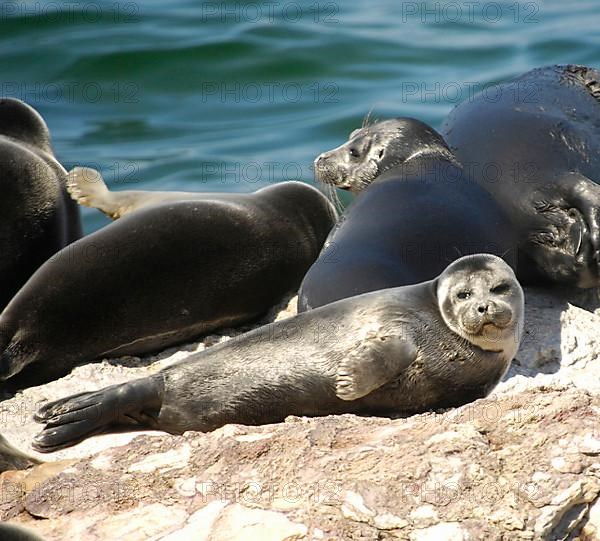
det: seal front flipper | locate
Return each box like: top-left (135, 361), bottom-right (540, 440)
top-left (336, 334), bottom-right (417, 400)
top-left (563, 172), bottom-right (600, 268)
top-left (32, 377), bottom-right (164, 453)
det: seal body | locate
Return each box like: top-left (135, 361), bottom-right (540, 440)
top-left (0, 98), bottom-right (81, 310)
top-left (442, 64), bottom-right (600, 287)
top-left (32, 255), bottom-right (524, 452)
top-left (0, 434), bottom-right (40, 473)
top-left (0, 181), bottom-right (335, 390)
top-left (0, 523), bottom-right (46, 541)
top-left (298, 118), bottom-right (516, 311)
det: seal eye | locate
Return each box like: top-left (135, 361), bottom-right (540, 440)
top-left (378, 149), bottom-right (384, 159)
top-left (490, 283), bottom-right (510, 294)
top-left (456, 290), bottom-right (471, 300)
top-left (349, 147), bottom-right (360, 158)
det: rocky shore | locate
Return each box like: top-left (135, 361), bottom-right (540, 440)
top-left (2, 287), bottom-right (600, 540)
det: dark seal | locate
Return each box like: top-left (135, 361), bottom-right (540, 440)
top-left (442, 64), bottom-right (600, 287)
top-left (0, 433), bottom-right (40, 473)
top-left (0, 175), bottom-right (335, 390)
top-left (32, 254), bottom-right (524, 453)
top-left (0, 98), bottom-right (81, 310)
top-left (0, 523), bottom-right (46, 541)
top-left (298, 118), bottom-right (517, 311)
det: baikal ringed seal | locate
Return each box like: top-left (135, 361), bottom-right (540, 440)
top-left (442, 64), bottom-right (600, 287)
top-left (0, 169), bottom-right (336, 391)
top-left (298, 117), bottom-right (517, 311)
top-left (0, 98), bottom-right (81, 310)
top-left (32, 254), bottom-right (524, 452)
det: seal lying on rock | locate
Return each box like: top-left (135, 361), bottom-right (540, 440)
top-left (442, 64), bottom-right (600, 287)
top-left (0, 98), bottom-right (81, 310)
top-left (0, 172), bottom-right (336, 391)
top-left (297, 118), bottom-right (517, 311)
top-left (32, 254), bottom-right (524, 453)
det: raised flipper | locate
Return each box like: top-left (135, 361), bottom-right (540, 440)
top-left (336, 334), bottom-right (417, 400)
top-left (66, 167), bottom-right (124, 218)
top-left (32, 377), bottom-right (164, 453)
top-left (67, 166), bottom-right (217, 219)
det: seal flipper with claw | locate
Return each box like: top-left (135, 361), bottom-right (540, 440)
top-left (32, 377), bottom-right (164, 453)
top-left (336, 335), bottom-right (416, 400)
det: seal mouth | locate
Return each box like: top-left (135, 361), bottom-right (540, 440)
top-left (569, 209), bottom-right (588, 260)
top-left (314, 156), bottom-right (349, 189)
top-left (530, 207), bottom-right (599, 286)
top-left (460, 308), bottom-right (512, 336)
top-left (529, 207), bottom-right (598, 287)
top-left (567, 210), bottom-right (599, 287)
top-left (467, 321), bottom-right (507, 336)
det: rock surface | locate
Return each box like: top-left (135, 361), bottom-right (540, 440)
top-left (1, 287), bottom-right (600, 540)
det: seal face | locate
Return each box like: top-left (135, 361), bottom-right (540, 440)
top-left (32, 255), bottom-right (524, 453)
top-left (0, 175), bottom-right (336, 390)
top-left (436, 254), bottom-right (524, 356)
top-left (0, 98), bottom-right (81, 310)
top-left (299, 117), bottom-right (517, 311)
top-left (442, 64), bottom-right (600, 287)
top-left (314, 118), bottom-right (457, 193)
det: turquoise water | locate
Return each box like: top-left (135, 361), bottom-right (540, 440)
top-left (1, 0), bottom-right (599, 233)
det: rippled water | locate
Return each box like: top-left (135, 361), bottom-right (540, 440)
top-left (1, 0), bottom-right (599, 232)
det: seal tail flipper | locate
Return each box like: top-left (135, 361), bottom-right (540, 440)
top-left (66, 167), bottom-right (120, 219)
top-left (32, 377), bottom-right (164, 453)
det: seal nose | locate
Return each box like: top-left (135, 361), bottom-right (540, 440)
top-left (477, 304), bottom-right (488, 314)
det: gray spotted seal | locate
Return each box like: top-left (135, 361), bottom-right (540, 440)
top-left (32, 254), bottom-right (524, 452)
top-left (442, 64), bottom-right (600, 287)
top-left (0, 98), bottom-right (81, 310)
top-left (297, 118), bottom-right (517, 311)
top-left (0, 169), bottom-right (336, 390)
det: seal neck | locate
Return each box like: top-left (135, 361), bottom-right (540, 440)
top-left (375, 150), bottom-right (461, 185)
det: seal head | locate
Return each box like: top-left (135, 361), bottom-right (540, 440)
top-left (436, 254), bottom-right (524, 357)
top-left (442, 64), bottom-right (600, 287)
top-left (0, 98), bottom-right (52, 153)
top-left (314, 117), bottom-right (457, 193)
